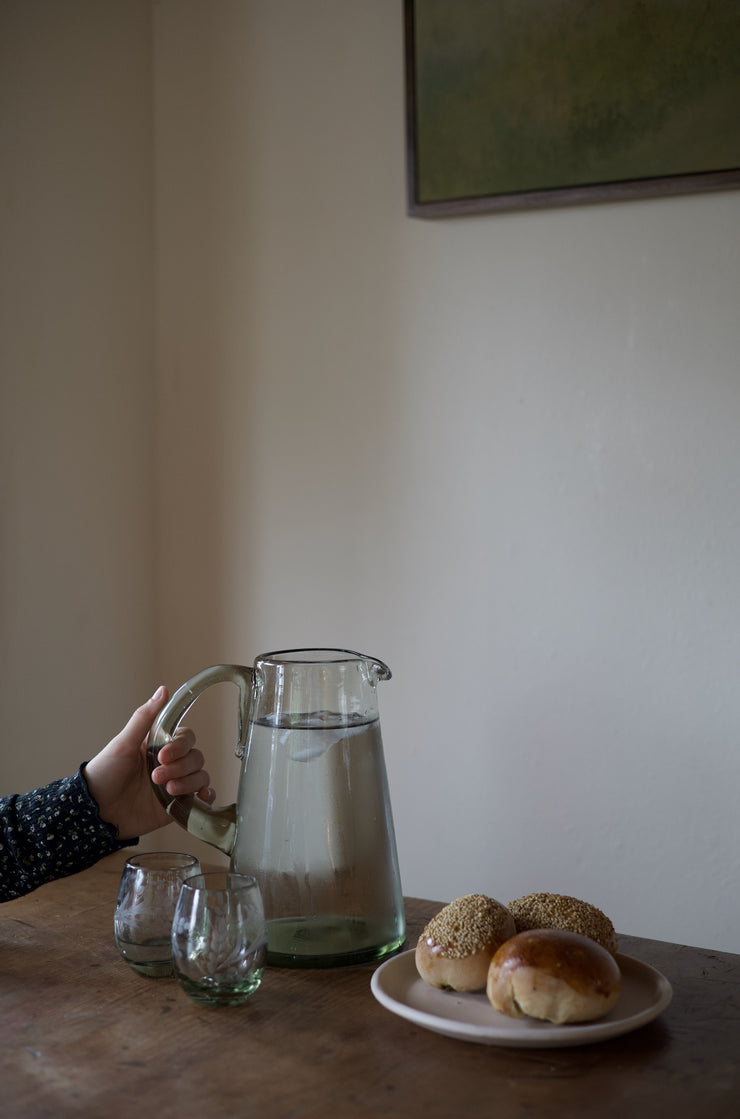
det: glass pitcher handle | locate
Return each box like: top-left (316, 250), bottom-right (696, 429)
top-left (146, 664), bottom-right (254, 855)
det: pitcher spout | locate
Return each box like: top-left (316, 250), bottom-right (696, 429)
top-left (365, 655), bottom-right (392, 685)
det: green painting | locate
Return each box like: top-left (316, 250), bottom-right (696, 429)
top-left (405, 0), bottom-right (740, 214)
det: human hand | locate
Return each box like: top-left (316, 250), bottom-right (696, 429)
top-left (83, 685), bottom-right (215, 840)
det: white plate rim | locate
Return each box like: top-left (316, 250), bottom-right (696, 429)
top-left (370, 949), bottom-right (673, 1048)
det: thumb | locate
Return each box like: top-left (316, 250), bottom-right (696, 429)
top-left (123, 684), bottom-right (169, 746)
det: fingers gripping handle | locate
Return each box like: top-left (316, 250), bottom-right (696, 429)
top-left (146, 664), bottom-right (254, 855)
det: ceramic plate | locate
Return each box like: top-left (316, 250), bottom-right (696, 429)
top-left (370, 950), bottom-right (672, 1048)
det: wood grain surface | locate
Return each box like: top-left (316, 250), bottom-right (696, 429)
top-left (1, 852), bottom-right (739, 1119)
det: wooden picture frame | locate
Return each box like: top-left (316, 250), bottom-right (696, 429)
top-left (404, 0), bottom-right (740, 217)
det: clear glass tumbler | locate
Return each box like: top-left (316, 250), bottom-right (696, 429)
top-left (114, 851), bottom-right (201, 977)
top-left (171, 871), bottom-right (267, 1007)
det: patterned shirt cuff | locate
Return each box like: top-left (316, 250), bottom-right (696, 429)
top-left (0, 767), bottom-right (139, 903)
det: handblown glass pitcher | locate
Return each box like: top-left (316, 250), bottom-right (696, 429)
top-left (146, 649), bottom-right (405, 968)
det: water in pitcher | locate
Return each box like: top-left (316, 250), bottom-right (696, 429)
top-left (232, 712), bottom-right (405, 967)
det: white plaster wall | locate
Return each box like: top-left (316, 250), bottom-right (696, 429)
top-left (153, 0), bottom-right (740, 951)
top-left (0, 1), bottom-right (157, 787)
top-left (2, 0), bottom-right (739, 952)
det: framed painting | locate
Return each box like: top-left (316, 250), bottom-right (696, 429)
top-left (404, 0), bottom-right (740, 216)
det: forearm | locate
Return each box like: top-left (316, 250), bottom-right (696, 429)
top-left (0, 768), bottom-right (138, 903)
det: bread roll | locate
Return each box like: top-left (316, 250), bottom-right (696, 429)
top-left (487, 929), bottom-right (622, 1024)
top-left (416, 894), bottom-right (516, 992)
top-left (507, 892), bottom-right (618, 956)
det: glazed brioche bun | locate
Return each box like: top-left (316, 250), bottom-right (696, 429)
top-left (507, 892), bottom-right (618, 956)
top-left (487, 929), bottom-right (622, 1024)
top-left (416, 894), bottom-right (516, 992)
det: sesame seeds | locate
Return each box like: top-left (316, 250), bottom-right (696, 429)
top-left (419, 894), bottom-right (514, 958)
top-left (507, 892), bottom-right (618, 955)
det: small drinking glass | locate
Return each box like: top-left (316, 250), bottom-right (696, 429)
top-left (114, 851), bottom-right (201, 978)
top-left (171, 872), bottom-right (267, 1007)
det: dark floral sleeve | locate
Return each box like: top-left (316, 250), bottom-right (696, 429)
top-left (0, 767), bottom-right (138, 903)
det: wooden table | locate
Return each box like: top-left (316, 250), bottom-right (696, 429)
top-left (1, 852), bottom-right (739, 1119)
